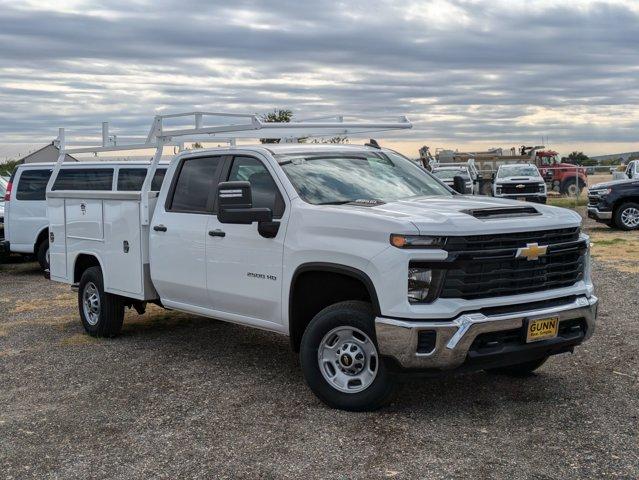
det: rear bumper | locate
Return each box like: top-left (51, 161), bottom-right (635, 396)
top-left (587, 207), bottom-right (612, 221)
top-left (375, 295), bottom-right (597, 370)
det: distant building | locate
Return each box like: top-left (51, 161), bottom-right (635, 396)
top-left (17, 142), bottom-right (77, 164)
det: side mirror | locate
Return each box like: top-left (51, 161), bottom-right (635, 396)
top-left (452, 175), bottom-right (466, 194)
top-left (217, 181), bottom-right (272, 224)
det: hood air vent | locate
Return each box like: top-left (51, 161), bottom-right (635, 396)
top-left (463, 206), bottom-right (540, 219)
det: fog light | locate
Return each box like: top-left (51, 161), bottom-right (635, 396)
top-left (408, 268), bottom-right (432, 303)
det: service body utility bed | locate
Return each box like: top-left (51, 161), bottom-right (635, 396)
top-left (46, 111), bottom-right (597, 411)
top-left (48, 191), bottom-right (159, 300)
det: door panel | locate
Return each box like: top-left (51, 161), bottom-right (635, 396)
top-left (206, 156), bottom-right (287, 324)
top-left (149, 156), bottom-right (224, 307)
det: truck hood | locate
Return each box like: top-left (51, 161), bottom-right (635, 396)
top-left (590, 178), bottom-right (638, 189)
top-left (332, 195), bottom-right (580, 235)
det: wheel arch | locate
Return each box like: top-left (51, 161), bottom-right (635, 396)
top-left (72, 252), bottom-right (105, 284)
top-left (33, 226), bottom-right (49, 253)
top-left (288, 262), bottom-right (381, 352)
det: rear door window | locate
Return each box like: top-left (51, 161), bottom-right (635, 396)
top-left (52, 168), bottom-right (114, 191)
top-left (16, 169), bottom-right (52, 201)
top-left (117, 168), bottom-right (167, 191)
top-left (168, 156), bottom-right (224, 213)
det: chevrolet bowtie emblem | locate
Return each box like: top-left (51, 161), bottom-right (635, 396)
top-left (516, 242), bottom-right (548, 261)
top-left (516, 184), bottom-right (525, 188)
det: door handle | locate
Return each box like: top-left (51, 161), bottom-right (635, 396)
top-left (208, 229), bottom-right (226, 237)
top-left (153, 224), bottom-right (167, 232)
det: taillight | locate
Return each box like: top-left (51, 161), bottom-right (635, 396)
top-left (4, 181), bottom-right (12, 201)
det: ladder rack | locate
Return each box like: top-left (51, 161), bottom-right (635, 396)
top-left (47, 110), bottom-right (412, 224)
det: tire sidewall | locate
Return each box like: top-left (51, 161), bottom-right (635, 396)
top-left (615, 202), bottom-right (639, 231)
top-left (300, 301), bottom-right (394, 411)
top-left (37, 239), bottom-right (49, 271)
top-left (78, 267), bottom-right (106, 336)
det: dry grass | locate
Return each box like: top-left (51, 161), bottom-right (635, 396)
top-left (59, 333), bottom-right (99, 346)
top-left (589, 227), bottom-right (639, 273)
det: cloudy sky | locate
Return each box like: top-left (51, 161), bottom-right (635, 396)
top-left (0, 0), bottom-right (638, 160)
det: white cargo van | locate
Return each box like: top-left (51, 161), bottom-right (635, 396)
top-left (47, 112), bottom-right (597, 411)
top-left (2, 161), bottom-right (167, 269)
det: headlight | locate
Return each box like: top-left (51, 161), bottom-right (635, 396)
top-left (538, 183), bottom-right (546, 193)
top-left (496, 186), bottom-right (502, 194)
top-left (408, 268), bottom-right (432, 303)
top-left (390, 234), bottom-right (445, 249)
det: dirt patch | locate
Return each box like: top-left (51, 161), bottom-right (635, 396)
top-left (59, 333), bottom-right (100, 346)
top-left (589, 228), bottom-right (639, 273)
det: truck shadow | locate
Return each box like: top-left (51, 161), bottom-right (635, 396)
top-left (114, 308), bottom-right (579, 415)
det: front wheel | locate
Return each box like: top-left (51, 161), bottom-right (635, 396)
top-left (614, 202), bottom-right (639, 230)
top-left (300, 301), bottom-right (395, 411)
top-left (78, 266), bottom-right (124, 337)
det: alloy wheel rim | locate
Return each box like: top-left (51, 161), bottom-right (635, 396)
top-left (318, 326), bottom-right (379, 393)
top-left (621, 207), bottom-right (639, 228)
top-left (82, 282), bottom-right (101, 326)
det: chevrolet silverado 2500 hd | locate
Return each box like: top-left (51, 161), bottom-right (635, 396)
top-left (47, 113), bottom-right (597, 411)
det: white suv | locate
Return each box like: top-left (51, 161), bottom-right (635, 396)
top-left (3, 161), bottom-right (167, 270)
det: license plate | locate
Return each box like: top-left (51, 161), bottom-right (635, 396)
top-left (526, 316), bottom-right (559, 343)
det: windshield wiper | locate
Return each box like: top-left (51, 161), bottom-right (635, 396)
top-left (316, 200), bottom-right (353, 205)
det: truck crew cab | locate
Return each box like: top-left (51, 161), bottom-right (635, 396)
top-left (47, 112), bottom-right (597, 411)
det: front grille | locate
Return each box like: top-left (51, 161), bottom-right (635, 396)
top-left (431, 228), bottom-right (585, 300)
top-left (501, 183), bottom-right (540, 194)
top-left (444, 227), bottom-right (579, 252)
top-left (587, 194), bottom-right (600, 207)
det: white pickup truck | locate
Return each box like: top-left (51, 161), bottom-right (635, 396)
top-left (47, 113), bottom-right (597, 410)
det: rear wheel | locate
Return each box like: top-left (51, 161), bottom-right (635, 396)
top-left (300, 301), bottom-right (395, 411)
top-left (78, 266), bottom-right (124, 337)
top-left (487, 356), bottom-right (549, 377)
top-left (560, 179), bottom-right (583, 197)
top-left (614, 202), bottom-right (639, 231)
top-left (36, 239), bottom-right (49, 271)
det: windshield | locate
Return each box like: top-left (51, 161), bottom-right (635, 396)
top-left (277, 150), bottom-right (451, 205)
top-left (432, 169), bottom-right (465, 180)
top-left (498, 165), bottom-right (540, 178)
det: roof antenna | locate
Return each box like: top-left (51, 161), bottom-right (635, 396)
top-left (365, 138), bottom-right (381, 149)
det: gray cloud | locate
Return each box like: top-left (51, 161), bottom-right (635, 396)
top-left (0, 0), bottom-right (638, 157)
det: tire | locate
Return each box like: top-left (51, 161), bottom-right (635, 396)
top-left (560, 180), bottom-right (583, 197)
top-left (78, 266), bottom-right (124, 337)
top-left (614, 202), bottom-right (639, 231)
top-left (487, 356), bottom-right (549, 377)
top-left (300, 300), bottom-right (395, 411)
top-left (36, 239), bottom-right (49, 271)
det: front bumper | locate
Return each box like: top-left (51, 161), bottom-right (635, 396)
top-left (587, 207), bottom-right (612, 221)
top-left (496, 194), bottom-right (547, 203)
top-left (375, 295), bottom-right (597, 370)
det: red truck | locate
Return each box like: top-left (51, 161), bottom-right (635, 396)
top-left (535, 150), bottom-right (588, 196)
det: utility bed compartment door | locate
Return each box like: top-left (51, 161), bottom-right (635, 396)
top-left (65, 199), bottom-right (104, 241)
top-left (48, 197), bottom-right (67, 280)
top-left (103, 200), bottom-right (143, 296)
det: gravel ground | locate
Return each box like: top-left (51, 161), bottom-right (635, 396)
top-left (1, 223), bottom-right (638, 479)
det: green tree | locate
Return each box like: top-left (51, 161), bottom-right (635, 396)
top-left (0, 159), bottom-right (20, 177)
top-left (565, 151), bottom-right (590, 165)
top-left (259, 109), bottom-right (293, 144)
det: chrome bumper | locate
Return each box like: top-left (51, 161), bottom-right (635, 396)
top-left (375, 296), bottom-right (597, 370)
top-left (587, 207), bottom-right (612, 221)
